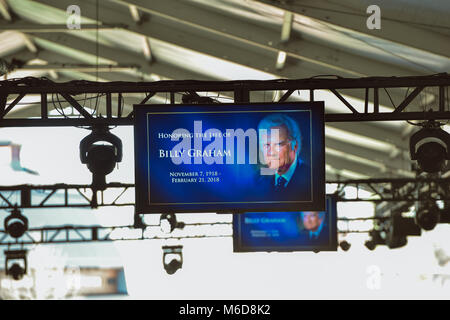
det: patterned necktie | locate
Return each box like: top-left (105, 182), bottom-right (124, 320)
top-left (275, 176), bottom-right (287, 189)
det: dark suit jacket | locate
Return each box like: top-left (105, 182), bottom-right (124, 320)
top-left (257, 161), bottom-right (312, 201)
top-left (305, 222), bottom-right (329, 246)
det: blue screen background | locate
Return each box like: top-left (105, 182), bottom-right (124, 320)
top-left (233, 195), bottom-right (337, 252)
top-left (134, 103), bottom-right (324, 213)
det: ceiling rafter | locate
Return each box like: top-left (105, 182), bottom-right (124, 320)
top-left (253, 0), bottom-right (450, 59)
top-left (20, 34), bottom-right (410, 150)
top-left (28, 0), bottom-right (435, 121)
top-left (111, 0), bottom-right (425, 77)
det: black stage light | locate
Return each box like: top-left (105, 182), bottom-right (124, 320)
top-left (410, 120), bottom-right (450, 173)
top-left (162, 245), bottom-right (183, 275)
top-left (364, 240), bottom-right (376, 251)
top-left (390, 215), bottom-right (422, 237)
top-left (385, 233), bottom-right (407, 249)
top-left (5, 250), bottom-right (27, 281)
top-left (415, 201), bottom-right (440, 231)
top-left (80, 125), bottom-right (122, 191)
top-left (160, 213), bottom-right (185, 233)
top-left (4, 207), bottom-right (28, 238)
top-left (365, 229), bottom-right (385, 250)
top-left (382, 214), bottom-right (424, 249)
top-left (339, 240), bottom-right (351, 251)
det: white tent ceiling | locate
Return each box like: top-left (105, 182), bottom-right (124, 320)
top-left (0, 1), bottom-right (449, 298)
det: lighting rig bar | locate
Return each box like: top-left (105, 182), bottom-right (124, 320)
top-left (0, 223), bottom-right (233, 247)
top-left (0, 183), bottom-right (135, 209)
top-left (0, 74), bottom-right (449, 127)
top-left (0, 222), bottom-right (371, 247)
top-left (330, 177), bottom-right (450, 202)
top-left (1, 178), bottom-right (450, 210)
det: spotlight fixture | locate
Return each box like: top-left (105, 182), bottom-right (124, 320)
top-left (80, 125), bottom-right (122, 191)
top-left (385, 231), bottom-right (407, 249)
top-left (364, 230), bottom-right (384, 251)
top-left (415, 201), bottom-right (440, 231)
top-left (4, 207), bottom-right (28, 238)
top-left (364, 240), bottom-right (376, 251)
top-left (5, 250), bottom-right (27, 281)
top-left (162, 245), bottom-right (183, 275)
top-left (410, 120), bottom-right (450, 173)
top-left (383, 213), bottom-right (424, 249)
top-left (339, 240), bottom-right (351, 251)
top-left (160, 213), bottom-right (185, 233)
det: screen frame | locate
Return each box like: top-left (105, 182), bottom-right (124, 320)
top-left (134, 102), bottom-right (325, 214)
top-left (232, 194), bottom-right (338, 252)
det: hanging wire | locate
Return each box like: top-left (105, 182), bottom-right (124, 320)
top-left (383, 88), bottom-right (396, 108)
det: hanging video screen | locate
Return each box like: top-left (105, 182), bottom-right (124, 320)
top-left (233, 195), bottom-right (338, 252)
top-left (134, 102), bottom-right (325, 213)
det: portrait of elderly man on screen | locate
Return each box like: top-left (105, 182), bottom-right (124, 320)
top-left (300, 211), bottom-right (329, 244)
top-left (257, 113), bottom-right (311, 199)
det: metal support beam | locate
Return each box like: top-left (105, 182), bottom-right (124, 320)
top-left (0, 22), bottom-right (126, 32)
top-left (30, 32), bottom-right (214, 81)
top-left (393, 87), bottom-right (425, 113)
top-left (20, 34), bottom-right (38, 53)
top-left (280, 11), bottom-right (293, 43)
top-left (1, 179), bottom-right (446, 211)
top-left (38, 0), bottom-right (424, 79)
top-left (0, 73), bottom-right (446, 179)
top-left (128, 5), bottom-right (141, 23)
top-left (141, 37), bottom-right (152, 62)
top-left (254, 0), bottom-right (450, 59)
top-left (17, 64), bottom-right (139, 73)
top-left (59, 92), bottom-right (94, 119)
top-left (0, 0), bottom-right (11, 21)
top-left (28, 0), bottom-right (426, 112)
top-left (0, 93), bottom-right (25, 118)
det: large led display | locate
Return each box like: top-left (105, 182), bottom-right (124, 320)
top-left (134, 102), bottom-right (324, 213)
top-left (233, 194), bottom-right (338, 252)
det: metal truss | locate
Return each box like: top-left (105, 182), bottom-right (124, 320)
top-left (0, 222), bottom-right (234, 247)
top-left (330, 177), bottom-right (450, 202)
top-left (0, 220), bottom-right (373, 246)
top-left (0, 183), bottom-right (135, 209)
top-left (2, 178), bottom-right (450, 210)
top-left (0, 74), bottom-right (449, 127)
top-left (331, 176), bottom-right (450, 219)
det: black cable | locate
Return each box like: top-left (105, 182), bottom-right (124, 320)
top-left (383, 88), bottom-right (396, 108)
